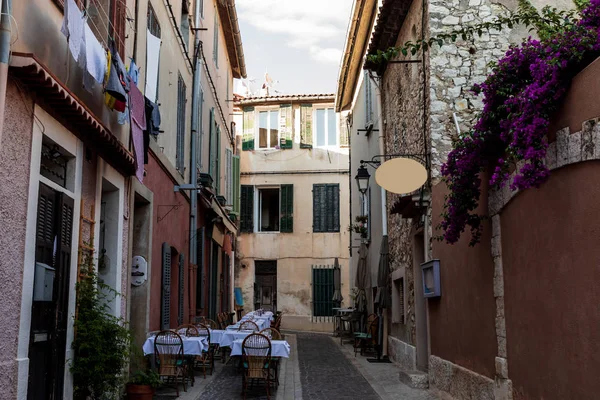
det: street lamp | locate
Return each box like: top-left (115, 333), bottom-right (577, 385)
top-left (355, 164), bottom-right (370, 195)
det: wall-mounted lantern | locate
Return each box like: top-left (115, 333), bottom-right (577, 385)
top-left (355, 164), bottom-right (371, 195)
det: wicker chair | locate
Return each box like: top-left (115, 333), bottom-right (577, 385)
top-left (241, 333), bottom-right (272, 399)
top-left (192, 323), bottom-right (215, 378)
top-left (177, 324), bottom-right (200, 337)
top-left (354, 314), bottom-right (379, 357)
top-left (259, 327), bottom-right (282, 340)
top-left (154, 330), bottom-right (187, 396)
top-left (203, 319), bottom-right (219, 330)
top-left (239, 320), bottom-right (259, 332)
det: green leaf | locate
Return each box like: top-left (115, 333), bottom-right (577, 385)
top-left (402, 47), bottom-right (408, 56)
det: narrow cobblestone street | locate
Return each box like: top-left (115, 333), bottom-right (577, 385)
top-left (186, 332), bottom-right (438, 400)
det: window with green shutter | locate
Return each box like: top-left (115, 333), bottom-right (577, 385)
top-left (300, 104), bottom-right (313, 148)
top-left (340, 113), bottom-right (350, 147)
top-left (312, 266), bottom-right (335, 317)
top-left (313, 184), bottom-right (340, 232)
top-left (242, 107), bottom-right (255, 150)
top-left (279, 104), bottom-right (293, 149)
top-left (161, 243), bottom-right (172, 330)
top-left (225, 148), bottom-right (233, 205)
top-left (216, 125), bottom-right (221, 194)
top-left (280, 184), bottom-right (293, 232)
top-left (232, 155), bottom-right (241, 216)
top-left (240, 185), bottom-right (254, 232)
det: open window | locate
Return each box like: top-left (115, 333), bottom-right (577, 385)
top-left (314, 108), bottom-right (337, 147)
top-left (258, 188), bottom-right (280, 232)
top-left (258, 110), bottom-right (279, 149)
top-left (240, 185), bottom-right (293, 233)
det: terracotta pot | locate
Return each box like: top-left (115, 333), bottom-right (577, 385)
top-left (126, 384), bottom-right (154, 400)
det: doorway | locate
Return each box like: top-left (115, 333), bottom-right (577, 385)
top-left (255, 261), bottom-right (277, 312)
top-left (28, 183), bottom-right (74, 400)
top-left (413, 232), bottom-right (428, 371)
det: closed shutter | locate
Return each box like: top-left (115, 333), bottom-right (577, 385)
top-left (279, 104), bottom-right (293, 149)
top-left (280, 184), bottom-right (294, 233)
top-left (240, 185), bottom-right (254, 232)
top-left (232, 155), bottom-right (241, 216)
top-left (213, 12), bottom-right (219, 67)
top-left (36, 183), bottom-right (57, 265)
top-left (339, 113), bottom-right (350, 147)
top-left (242, 107), bottom-right (255, 150)
top-left (196, 228), bottom-right (205, 309)
top-left (300, 104), bottom-right (313, 148)
top-left (161, 243), bottom-right (172, 330)
top-left (365, 70), bottom-right (373, 126)
top-left (178, 254), bottom-right (185, 325)
top-left (312, 267), bottom-right (335, 317)
top-left (197, 88), bottom-right (204, 170)
top-left (216, 126), bottom-right (221, 194)
top-left (176, 74), bottom-right (187, 173)
top-left (225, 149), bottom-right (233, 205)
top-left (313, 184), bottom-right (340, 232)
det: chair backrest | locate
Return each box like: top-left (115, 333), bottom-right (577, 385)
top-left (242, 333), bottom-right (272, 378)
top-left (367, 316), bottom-right (379, 344)
top-left (154, 331), bottom-right (184, 376)
top-left (239, 320), bottom-right (259, 331)
top-left (195, 323), bottom-right (211, 346)
top-left (203, 319), bottom-right (218, 329)
top-left (176, 324), bottom-right (199, 337)
top-left (259, 327), bottom-right (282, 340)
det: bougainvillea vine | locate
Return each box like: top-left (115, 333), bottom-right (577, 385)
top-left (440, 0), bottom-right (600, 245)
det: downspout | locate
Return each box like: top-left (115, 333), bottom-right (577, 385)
top-left (189, 0), bottom-right (202, 321)
top-left (0, 0), bottom-right (13, 148)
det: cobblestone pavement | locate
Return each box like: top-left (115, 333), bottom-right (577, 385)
top-left (296, 333), bottom-right (381, 400)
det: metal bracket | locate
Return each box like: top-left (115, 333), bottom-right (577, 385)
top-left (157, 203), bottom-right (182, 223)
top-left (360, 153), bottom-right (428, 169)
top-left (174, 183), bottom-right (198, 192)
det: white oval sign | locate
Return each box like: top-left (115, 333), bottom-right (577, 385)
top-left (375, 157), bottom-right (427, 194)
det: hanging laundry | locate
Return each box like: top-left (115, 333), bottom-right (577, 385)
top-left (129, 82), bottom-right (146, 183)
top-left (144, 97), bottom-right (161, 137)
top-left (129, 60), bottom-right (140, 85)
top-left (61, 0), bottom-right (84, 62)
top-left (84, 23), bottom-right (107, 83)
top-left (118, 60), bottom-right (142, 124)
top-left (145, 30), bottom-right (161, 103)
top-left (104, 45), bottom-right (128, 112)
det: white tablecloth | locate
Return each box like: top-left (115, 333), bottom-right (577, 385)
top-left (208, 329), bottom-right (225, 346)
top-left (220, 330), bottom-right (254, 347)
top-left (227, 318), bottom-right (269, 331)
top-left (230, 339), bottom-right (290, 358)
top-left (143, 336), bottom-right (208, 356)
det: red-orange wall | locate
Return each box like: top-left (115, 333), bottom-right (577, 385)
top-left (501, 161), bottom-right (600, 399)
top-left (145, 151), bottom-right (191, 331)
top-left (430, 178), bottom-right (498, 378)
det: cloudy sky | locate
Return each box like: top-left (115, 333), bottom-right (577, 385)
top-left (234, 0), bottom-right (354, 95)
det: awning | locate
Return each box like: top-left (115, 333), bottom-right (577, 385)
top-left (210, 197), bottom-right (237, 233)
top-left (9, 53), bottom-right (135, 176)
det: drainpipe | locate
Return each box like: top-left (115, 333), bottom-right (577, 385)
top-left (189, 0), bottom-right (203, 320)
top-left (0, 0), bottom-right (13, 148)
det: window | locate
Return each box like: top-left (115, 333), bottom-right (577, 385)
top-left (181, 1), bottom-right (190, 50)
top-left (365, 70), bottom-right (373, 127)
top-left (312, 267), bottom-right (335, 317)
top-left (199, 0), bottom-right (204, 18)
top-left (313, 184), bottom-right (340, 232)
top-left (392, 267), bottom-right (407, 324)
top-left (258, 188), bottom-right (279, 232)
top-left (240, 185), bottom-right (293, 233)
top-left (258, 110), bottom-right (279, 149)
top-left (213, 11), bottom-right (219, 68)
top-left (225, 148), bottom-right (233, 205)
top-left (209, 109), bottom-right (221, 191)
top-left (84, 0), bottom-right (126, 56)
top-left (147, 3), bottom-right (162, 37)
top-left (315, 108), bottom-right (337, 147)
top-left (360, 187), bottom-right (371, 241)
top-left (176, 73), bottom-right (186, 174)
top-left (146, 4), bottom-right (161, 104)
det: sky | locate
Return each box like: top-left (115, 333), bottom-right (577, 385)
top-left (234, 0), bottom-right (354, 96)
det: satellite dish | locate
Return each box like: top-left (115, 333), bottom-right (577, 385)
top-left (375, 157), bottom-right (427, 194)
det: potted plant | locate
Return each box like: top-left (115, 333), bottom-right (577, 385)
top-left (126, 369), bottom-right (162, 399)
top-left (348, 215), bottom-right (369, 240)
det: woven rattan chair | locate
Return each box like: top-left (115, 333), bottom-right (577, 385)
top-left (193, 323), bottom-right (214, 378)
top-left (203, 318), bottom-right (219, 330)
top-left (354, 314), bottom-right (379, 357)
top-left (259, 327), bottom-right (282, 340)
top-left (177, 324), bottom-right (200, 337)
top-left (239, 320), bottom-right (259, 332)
top-left (154, 330), bottom-right (187, 396)
top-left (241, 333), bottom-right (272, 399)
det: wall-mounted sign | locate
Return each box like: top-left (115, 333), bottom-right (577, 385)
top-left (375, 157), bottom-right (427, 194)
top-left (131, 255), bottom-right (148, 287)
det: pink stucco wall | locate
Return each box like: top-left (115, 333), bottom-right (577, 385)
top-left (0, 81), bottom-right (35, 397)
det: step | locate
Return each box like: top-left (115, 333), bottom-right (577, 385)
top-left (399, 369), bottom-right (429, 389)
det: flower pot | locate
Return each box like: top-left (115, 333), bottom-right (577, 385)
top-left (126, 384), bottom-right (154, 400)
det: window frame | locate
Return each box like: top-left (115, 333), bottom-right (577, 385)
top-left (176, 73), bottom-right (187, 174)
top-left (313, 183), bottom-right (340, 233)
top-left (313, 107), bottom-right (338, 148)
top-left (255, 108), bottom-right (280, 150)
top-left (254, 186), bottom-right (281, 233)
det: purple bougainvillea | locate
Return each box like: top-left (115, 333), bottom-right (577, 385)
top-left (441, 0), bottom-right (600, 245)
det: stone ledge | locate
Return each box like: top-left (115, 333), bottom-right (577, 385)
top-left (399, 369), bottom-right (429, 390)
top-left (388, 336), bottom-right (417, 370)
top-left (429, 355), bottom-right (495, 400)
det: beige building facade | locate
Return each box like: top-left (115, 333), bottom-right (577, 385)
top-left (234, 94), bottom-right (351, 331)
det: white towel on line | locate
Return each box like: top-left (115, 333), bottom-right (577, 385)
top-left (84, 23), bottom-right (106, 83)
top-left (61, 0), bottom-right (84, 62)
top-left (145, 30), bottom-right (162, 103)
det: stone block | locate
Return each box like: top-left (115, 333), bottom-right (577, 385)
top-left (568, 131), bottom-right (582, 164)
top-left (491, 215), bottom-right (501, 238)
top-left (593, 123), bottom-right (600, 160)
top-left (491, 233), bottom-right (502, 258)
top-left (455, 99), bottom-right (469, 111)
top-left (462, 13), bottom-right (476, 23)
top-left (399, 369), bottom-right (429, 389)
top-left (469, 0), bottom-right (482, 5)
top-left (495, 314), bottom-right (506, 338)
top-left (495, 357), bottom-right (509, 379)
top-left (453, 76), bottom-right (467, 86)
top-left (494, 378), bottom-right (514, 400)
top-left (496, 296), bottom-right (505, 319)
top-left (582, 121), bottom-right (595, 161)
top-left (497, 335), bottom-right (507, 358)
top-left (442, 15), bottom-right (460, 25)
top-left (556, 128), bottom-right (569, 168)
top-left (493, 270), bottom-right (504, 298)
top-left (545, 141), bottom-right (557, 170)
top-left (429, 355), bottom-right (494, 400)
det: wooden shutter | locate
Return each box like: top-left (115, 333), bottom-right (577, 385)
top-left (280, 184), bottom-right (294, 233)
top-left (161, 243), bottom-right (172, 330)
top-left (178, 254), bottom-right (185, 325)
top-left (312, 267), bottom-right (335, 317)
top-left (365, 70), bottom-right (373, 126)
top-left (176, 74), bottom-right (186, 173)
top-left (196, 228), bottom-right (205, 309)
top-left (313, 184), bottom-right (340, 232)
top-left (240, 185), bottom-right (254, 232)
top-left (225, 148), bottom-right (233, 204)
top-left (300, 104), bottom-right (313, 148)
top-left (279, 104), bottom-right (293, 149)
top-left (36, 183), bottom-right (57, 265)
top-left (339, 113), bottom-right (350, 147)
top-left (213, 12), bottom-right (219, 67)
top-left (232, 155), bottom-right (241, 216)
top-left (216, 126), bottom-right (221, 194)
top-left (242, 107), bottom-right (255, 150)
